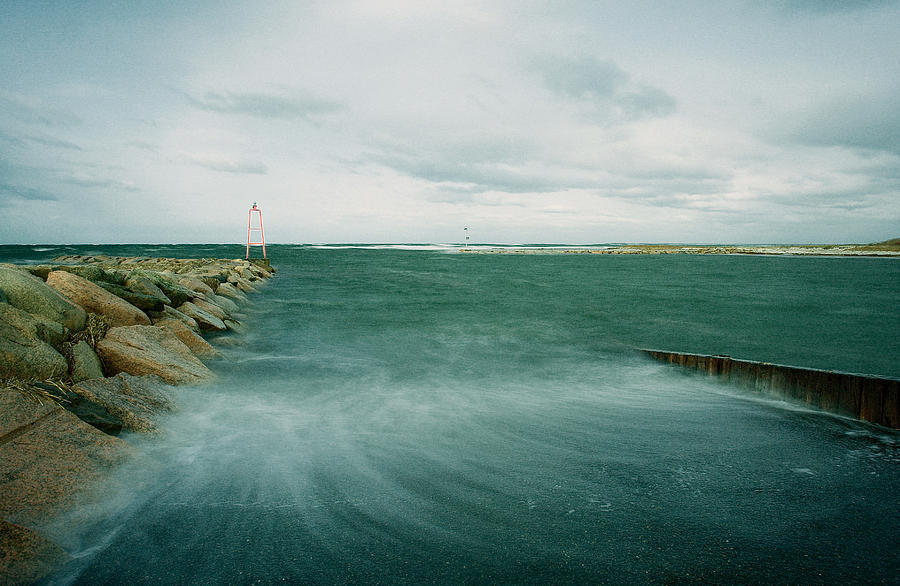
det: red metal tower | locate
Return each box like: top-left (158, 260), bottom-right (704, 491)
top-left (246, 202), bottom-right (266, 259)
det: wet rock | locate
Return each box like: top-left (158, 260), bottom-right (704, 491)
top-left (149, 305), bottom-right (200, 332)
top-left (47, 264), bottom-right (107, 284)
top-left (73, 373), bottom-right (176, 433)
top-left (0, 304), bottom-right (68, 380)
top-left (215, 282), bottom-right (248, 303)
top-left (94, 281), bottom-right (166, 312)
top-left (96, 325), bottom-right (214, 384)
top-left (194, 273), bottom-right (226, 292)
top-left (227, 274), bottom-right (256, 292)
top-left (69, 340), bottom-right (104, 383)
top-left (0, 266), bottom-right (86, 331)
top-left (155, 318), bottom-right (220, 360)
top-left (47, 383), bottom-right (123, 436)
top-left (0, 388), bottom-right (129, 526)
top-left (131, 271), bottom-right (193, 307)
top-left (0, 519), bottom-right (70, 585)
top-left (176, 276), bottom-right (215, 296)
top-left (46, 270), bottom-right (151, 327)
top-left (193, 297), bottom-right (230, 321)
top-left (176, 301), bottom-right (226, 331)
top-left (124, 274), bottom-right (171, 305)
top-left (20, 264), bottom-right (52, 280)
top-left (211, 293), bottom-right (240, 316)
top-left (223, 319), bottom-right (246, 335)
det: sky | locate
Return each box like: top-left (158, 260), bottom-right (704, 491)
top-left (1, 1), bottom-right (899, 244)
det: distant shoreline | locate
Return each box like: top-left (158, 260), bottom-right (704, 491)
top-left (459, 243), bottom-right (900, 257)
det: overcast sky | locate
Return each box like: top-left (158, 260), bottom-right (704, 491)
top-left (2, 1), bottom-right (899, 244)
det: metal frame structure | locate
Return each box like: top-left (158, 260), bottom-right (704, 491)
top-left (246, 202), bottom-right (266, 259)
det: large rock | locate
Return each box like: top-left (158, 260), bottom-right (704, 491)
top-left (73, 373), bottom-right (176, 433)
top-left (227, 274), bottom-right (257, 292)
top-left (176, 301), bottom-right (226, 331)
top-left (193, 297), bottom-right (230, 321)
top-left (0, 304), bottom-right (68, 380)
top-left (46, 270), bottom-right (150, 327)
top-left (0, 519), bottom-right (70, 585)
top-left (124, 274), bottom-right (171, 305)
top-left (96, 325), bottom-right (214, 384)
top-left (0, 388), bottom-right (129, 526)
top-left (69, 340), bottom-right (104, 382)
top-left (154, 318), bottom-right (219, 360)
top-left (216, 282), bottom-right (248, 303)
top-left (129, 271), bottom-right (193, 307)
top-left (94, 281), bottom-right (166, 312)
top-left (211, 294), bottom-right (240, 316)
top-left (0, 266), bottom-right (86, 331)
top-left (149, 305), bottom-right (200, 332)
top-left (176, 276), bottom-right (215, 296)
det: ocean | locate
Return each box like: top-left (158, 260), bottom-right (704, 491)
top-left (3, 244), bottom-right (898, 584)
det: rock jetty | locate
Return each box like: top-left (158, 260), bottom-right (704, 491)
top-left (0, 255), bottom-right (274, 584)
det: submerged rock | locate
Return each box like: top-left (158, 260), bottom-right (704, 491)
top-left (0, 266), bottom-right (86, 331)
top-left (46, 270), bottom-right (150, 327)
top-left (97, 325), bottom-right (214, 384)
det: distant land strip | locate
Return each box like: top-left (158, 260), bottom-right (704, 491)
top-left (460, 238), bottom-right (900, 256)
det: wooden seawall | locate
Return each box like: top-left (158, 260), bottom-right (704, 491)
top-left (641, 349), bottom-right (899, 429)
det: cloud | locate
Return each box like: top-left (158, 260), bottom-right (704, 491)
top-left (0, 92), bottom-right (81, 128)
top-left (783, 92), bottom-right (900, 155)
top-left (770, 0), bottom-right (893, 14)
top-left (531, 55), bottom-right (676, 123)
top-left (187, 90), bottom-right (344, 121)
top-left (533, 56), bottom-right (628, 100)
top-left (0, 182), bottom-right (57, 201)
top-left (182, 152), bottom-right (268, 175)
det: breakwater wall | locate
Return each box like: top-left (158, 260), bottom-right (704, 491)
top-left (1, 255), bottom-right (275, 583)
top-left (642, 349), bottom-right (899, 429)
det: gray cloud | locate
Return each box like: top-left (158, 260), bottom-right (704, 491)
top-left (533, 56), bottom-right (628, 100)
top-left (770, 0), bottom-right (894, 14)
top-left (188, 90), bottom-right (344, 121)
top-left (0, 182), bottom-right (57, 201)
top-left (0, 93), bottom-right (81, 127)
top-left (784, 93), bottom-right (900, 155)
top-left (531, 55), bottom-right (676, 123)
top-left (183, 152), bottom-right (268, 175)
top-left (0, 130), bottom-right (82, 151)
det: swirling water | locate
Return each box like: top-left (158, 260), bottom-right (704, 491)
top-left (4, 245), bottom-right (896, 584)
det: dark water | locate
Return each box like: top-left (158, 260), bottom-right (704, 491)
top-left (4, 245), bottom-right (897, 584)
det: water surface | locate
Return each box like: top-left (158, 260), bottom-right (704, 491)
top-left (3, 245), bottom-right (895, 584)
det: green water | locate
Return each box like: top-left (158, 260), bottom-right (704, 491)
top-left (3, 244), bottom-right (895, 584)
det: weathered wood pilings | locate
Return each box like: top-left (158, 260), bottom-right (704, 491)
top-left (641, 349), bottom-right (899, 429)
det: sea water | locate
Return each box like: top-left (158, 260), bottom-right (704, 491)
top-left (2, 245), bottom-right (897, 584)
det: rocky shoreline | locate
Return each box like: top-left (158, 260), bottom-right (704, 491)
top-left (0, 255), bottom-right (275, 584)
